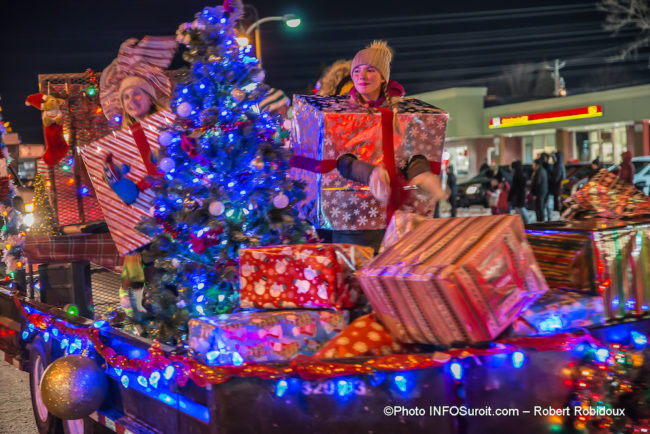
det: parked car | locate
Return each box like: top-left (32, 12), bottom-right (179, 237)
top-left (456, 165), bottom-right (532, 208)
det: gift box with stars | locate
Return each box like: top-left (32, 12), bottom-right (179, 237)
top-left (239, 243), bottom-right (374, 310)
top-left (290, 94), bottom-right (448, 231)
top-left (188, 310), bottom-right (349, 364)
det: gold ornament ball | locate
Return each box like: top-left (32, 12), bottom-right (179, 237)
top-left (39, 355), bottom-right (108, 420)
top-left (231, 88), bottom-right (245, 101)
top-left (250, 156), bottom-right (264, 170)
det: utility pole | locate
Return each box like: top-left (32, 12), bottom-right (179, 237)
top-left (545, 59), bottom-right (567, 96)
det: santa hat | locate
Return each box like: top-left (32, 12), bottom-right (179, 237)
top-left (351, 40), bottom-right (393, 81)
top-left (25, 93), bottom-right (46, 110)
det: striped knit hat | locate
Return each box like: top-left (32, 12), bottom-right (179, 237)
top-left (259, 88), bottom-right (290, 113)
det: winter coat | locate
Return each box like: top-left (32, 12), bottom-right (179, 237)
top-left (619, 151), bottom-right (635, 185)
top-left (551, 151), bottom-right (566, 193)
top-left (497, 180), bottom-right (510, 211)
top-left (508, 161), bottom-right (527, 207)
top-left (531, 166), bottom-right (548, 197)
top-left (446, 166), bottom-right (457, 197)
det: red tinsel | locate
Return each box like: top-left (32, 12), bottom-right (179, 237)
top-left (13, 295), bottom-right (600, 388)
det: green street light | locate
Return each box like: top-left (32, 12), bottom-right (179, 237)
top-left (245, 13), bottom-right (302, 66)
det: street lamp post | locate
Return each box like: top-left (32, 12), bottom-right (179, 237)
top-left (243, 13), bottom-right (301, 67)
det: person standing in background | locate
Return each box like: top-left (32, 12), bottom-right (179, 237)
top-left (531, 158), bottom-right (548, 223)
top-left (540, 152), bottom-right (554, 221)
top-left (446, 164), bottom-right (457, 217)
top-left (551, 151), bottom-right (566, 212)
top-left (508, 160), bottom-right (529, 224)
top-left (619, 151), bottom-right (635, 185)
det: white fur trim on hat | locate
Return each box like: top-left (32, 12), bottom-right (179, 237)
top-left (119, 76), bottom-right (156, 101)
top-left (351, 40), bottom-right (393, 81)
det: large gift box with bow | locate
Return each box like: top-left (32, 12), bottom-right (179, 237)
top-left (290, 95), bottom-right (448, 230)
top-left (188, 310), bottom-right (349, 364)
top-left (239, 243), bottom-right (374, 309)
top-left (358, 215), bottom-right (549, 345)
top-left (81, 109), bottom-right (175, 255)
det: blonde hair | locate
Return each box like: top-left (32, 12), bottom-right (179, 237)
top-left (317, 60), bottom-right (353, 96)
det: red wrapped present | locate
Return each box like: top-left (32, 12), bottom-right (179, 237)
top-left (81, 109), bottom-right (175, 255)
top-left (358, 215), bottom-right (548, 345)
top-left (290, 95), bottom-right (448, 230)
top-left (188, 310), bottom-right (349, 364)
top-left (239, 243), bottom-right (374, 309)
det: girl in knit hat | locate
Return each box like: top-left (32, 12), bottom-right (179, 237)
top-left (118, 75), bottom-right (167, 128)
top-left (334, 41), bottom-right (445, 251)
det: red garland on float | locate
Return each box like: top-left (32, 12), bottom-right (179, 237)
top-left (13, 295), bottom-right (601, 387)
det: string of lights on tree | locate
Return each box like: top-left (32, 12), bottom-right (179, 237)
top-left (134, 0), bottom-right (314, 344)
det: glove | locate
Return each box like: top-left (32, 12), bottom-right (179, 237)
top-left (369, 166), bottom-right (391, 204)
top-left (411, 172), bottom-right (448, 202)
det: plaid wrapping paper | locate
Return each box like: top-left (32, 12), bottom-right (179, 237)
top-left (290, 95), bottom-right (448, 230)
top-left (37, 153), bottom-right (105, 227)
top-left (525, 229), bottom-right (596, 292)
top-left (526, 219), bottom-right (650, 319)
top-left (82, 109), bottom-right (176, 255)
top-left (358, 215), bottom-right (548, 345)
top-left (23, 233), bottom-right (122, 272)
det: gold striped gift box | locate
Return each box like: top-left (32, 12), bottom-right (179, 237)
top-left (358, 215), bottom-right (549, 345)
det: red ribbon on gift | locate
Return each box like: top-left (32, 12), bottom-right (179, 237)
top-left (129, 122), bottom-right (163, 191)
top-left (290, 109), bottom-right (441, 224)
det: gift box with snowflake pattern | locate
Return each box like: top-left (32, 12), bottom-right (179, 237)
top-left (188, 310), bottom-right (349, 364)
top-left (290, 94), bottom-right (448, 230)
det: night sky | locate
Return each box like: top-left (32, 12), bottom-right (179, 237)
top-left (0, 0), bottom-right (648, 143)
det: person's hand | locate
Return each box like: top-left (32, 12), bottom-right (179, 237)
top-left (411, 172), bottom-right (449, 202)
top-left (369, 167), bottom-right (391, 203)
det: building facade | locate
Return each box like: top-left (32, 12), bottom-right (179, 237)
top-left (412, 85), bottom-right (650, 180)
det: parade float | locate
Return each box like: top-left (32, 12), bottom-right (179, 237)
top-left (0, 2), bottom-right (649, 434)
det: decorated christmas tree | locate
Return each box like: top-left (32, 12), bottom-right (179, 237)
top-left (30, 173), bottom-right (60, 236)
top-left (136, 0), bottom-right (313, 342)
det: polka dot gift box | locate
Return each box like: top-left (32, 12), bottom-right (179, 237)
top-left (239, 243), bottom-right (374, 309)
top-left (314, 313), bottom-right (405, 359)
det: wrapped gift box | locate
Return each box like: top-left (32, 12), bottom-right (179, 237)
top-left (358, 215), bottom-right (548, 345)
top-left (379, 210), bottom-right (429, 253)
top-left (563, 169), bottom-right (650, 219)
top-left (525, 229), bottom-right (596, 292)
top-left (81, 109), bottom-right (175, 255)
top-left (239, 243), bottom-right (374, 309)
top-left (188, 310), bottom-right (349, 364)
top-left (313, 313), bottom-right (405, 359)
top-left (510, 289), bottom-right (606, 336)
top-left (37, 153), bottom-right (105, 227)
top-left (290, 94), bottom-right (448, 230)
top-left (527, 219), bottom-right (650, 319)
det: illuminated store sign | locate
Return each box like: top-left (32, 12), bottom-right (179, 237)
top-left (489, 105), bottom-right (602, 129)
